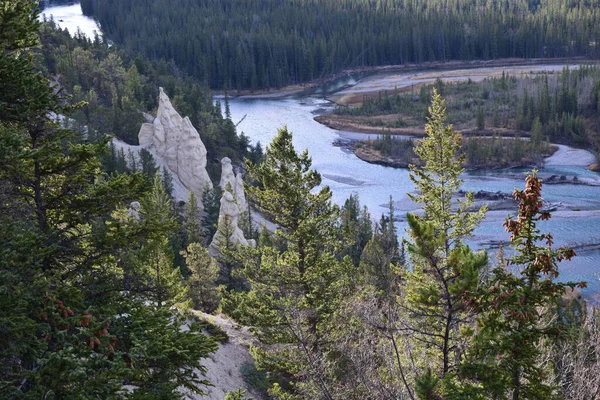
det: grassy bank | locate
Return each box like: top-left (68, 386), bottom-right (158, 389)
top-left (352, 135), bottom-right (558, 170)
top-left (324, 66), bottom-right (600, 162)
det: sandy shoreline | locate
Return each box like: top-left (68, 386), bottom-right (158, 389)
top-left (545, 144), bottom-right (597, 167)
top-left (218, 58), bottom-right (598, 100)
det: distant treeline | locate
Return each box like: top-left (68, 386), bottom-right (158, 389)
top-left (80, 0), bottom-right (600, 90)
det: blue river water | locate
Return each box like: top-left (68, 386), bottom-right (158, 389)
top-left (38, 2), bottom-right (101, 40)
top-left (229, 97), bottom-right (600, 300)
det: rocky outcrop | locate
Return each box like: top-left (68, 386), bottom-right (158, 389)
top-left (234, 174), bottom-right (247, 211)
top-left (138, 88), bottom-right (212, 204)
top-left (219, 157), bottom-right (236, 192)
top-left (219, 157), bottom-right (248, 212)
top-left (127, 201), bottom-right (141, 221)
top-left (209, 191), bottom-right (254, 258)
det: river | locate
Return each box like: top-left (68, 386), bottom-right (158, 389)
top-left (38, 1), bottom-right (101, 40)
top-left (40, 2), bottom-right (600, 300)
top-left (228, 97), bottom-right (600, 301)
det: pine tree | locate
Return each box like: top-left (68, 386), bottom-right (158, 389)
top-left (211, 212), bottom-right (243, 290)
top-left (405, 89), bottom-right (487, 393)
top-left (360, 198), bottom-right (402, 295)
top-left (137, 174), bottom-right (187, 306)
top-left (531, 117), bottom-right (543, 148)
top-left (0, 2), bottom-right (216, 396)
top-left (476, 102), bottom-right (485, 130)
top-left (183, 191), bottom-right (203, 245)
top-left (183, 243), bottom-right (220, 312)
top-left (202, 185), bottom-right (222, 245)
top-left (461, 173), bottom-right (585, 400)
top-left (139, 147), bottom-right (158, 178)
top-left (228, 126), bottom-right (352, 399)
top-left (340, 194), bottom-right (373, 267)
top-left (162, 166), bottom-right (174, 198)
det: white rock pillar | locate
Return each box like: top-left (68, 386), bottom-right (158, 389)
top-left (219, 157), bottom-right (248, 212)
top-left (138, 88), bottom-right (212, 204)
top-left (209, 191), bottom-right (254, 258)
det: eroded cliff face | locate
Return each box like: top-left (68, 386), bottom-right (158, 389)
top-left (219, 157), bottom-right (248, 212)
top-left (209, 191), bottom-right (254, 258)
top-left (138, 88), bottom-right (212, 203)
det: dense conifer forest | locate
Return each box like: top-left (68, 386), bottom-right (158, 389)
top-left (3, 1), bottom-right (600, 399)
top-left (80, 0), bottom-right (600, 90)
top-left (1, 2), bottom-right (218, 397)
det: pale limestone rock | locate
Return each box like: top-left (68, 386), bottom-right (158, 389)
top-left (209, 191), bottom-right (254, 258)
top-left (138, 88), bottom-right (212, 204)
top-left (219, 157), bottom-right (248, 212)
top-left (127, 201), bottom-right (141, 221)
top-left (234, 173), bottom-right (247, 212)
top-left (219, 157), bottom-right (236, 192)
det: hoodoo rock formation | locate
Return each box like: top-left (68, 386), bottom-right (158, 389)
top-left (219, 157), bottom-right (248, 212)
top-left (209, 191), bottom-right (254, 258)
top-left (138, 88), bottom-right (212, 203)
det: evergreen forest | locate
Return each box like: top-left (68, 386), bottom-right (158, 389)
top-left (2, 1), bottom-right (600, 399)
top-left (80, 0), bottom-right (600, 90)
top-left (340, 68), bottom-right (600, 168)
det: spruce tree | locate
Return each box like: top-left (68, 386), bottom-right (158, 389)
top-left (340, 194), bottom-right (373, 267)
top-left (0, 4), bottom-right (216, 395)
top-left (461, 173), bottom-right (585, 400)
top-left (405, 89), bottom-right (488, 393)
top-left (183, 191), bottom-right (203, 245)
top-left (162, 166), bottom-right (174, 198)
top-left (476, 102), bottom-right (485, 130)
top-left (183, 242), bottom-right (220, 313)
top-left (139, 147), bottom-right (158, 178)
top-left (228, 126), bottom-right (352, 399)
top-left (201, 185), bottom-right (222, 245)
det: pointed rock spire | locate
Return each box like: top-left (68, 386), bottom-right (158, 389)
top-left (219, 157), bottom-right (248, 212)
top-left (234, 173), bottom-right (247, 211)
top-left (138, 88), bottom-right (212, 203)
top-left (209, 191), bottom-right (254, 258)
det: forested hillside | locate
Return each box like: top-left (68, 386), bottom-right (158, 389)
top-left (4, 1), bottom-right (600, 399)
top-left (1, 2), bottom-right (218, 397)
top-left (81, 0), bottom-right (600, 90)
top-left (36, 20), bottom-right (262, 178)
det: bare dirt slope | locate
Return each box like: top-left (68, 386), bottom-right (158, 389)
top-left (194, 312), bottom-right (264, 400)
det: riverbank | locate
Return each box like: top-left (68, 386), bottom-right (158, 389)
top-left (546, 144), bottom-right (598, 167)
top-left (316, 113), bottom-right (532, 138)
top-left (334, 127), bottom-right (597, 172)
top-left (326, 62), bottom-right (594, 106)
top-left (221, 57), bottom-right (596, 99)
top-left (345, 137), bottom-right (561, 171)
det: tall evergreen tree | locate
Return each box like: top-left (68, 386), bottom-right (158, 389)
top-left (461, 173), bottom-right (585, 400)
top-left (340, 193), bottom-right (373, 267)
top-left (183, 191), bottom-right (203, 246)
top-left (405, 89), bottom-right (488, 394)
top-left (0, 3), bottom-right (216, 396)
top-left (226, 126), bottom-right (352, 399)
top-left (201, 185), bottom-right (222, 245)
top-left (183, 242), bottom-right (220, 313)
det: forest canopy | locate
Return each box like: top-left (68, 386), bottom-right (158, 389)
top-left (81, 0), bottom-right (600, 90)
